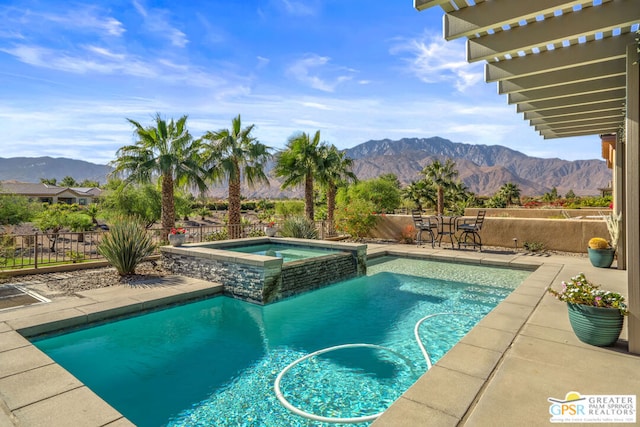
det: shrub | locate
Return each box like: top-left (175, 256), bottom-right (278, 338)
top-left (66, 212), bottom-right (94, 232)
top-left (98, 217), bottom-right (156, 276)
top-left (275, 200), bottom-right (305, 218)
top-left (334, 199), bottom-right (379, 240)
top-left (279, 216), bottom-right (318, 239)
top-left (588, 237), bottom-right (610, 249)
top-left (246, 228), bottom-right (266, 238)
top-left (66, 250), bottom-right (85, 263)
top-left (400, 225), bottom-right (416, 244)
top-left (523, 241), bottom-right (545, 252)
top-left (241, 201), bottom-right (257, 211)
top-left (204, 229), bottom-right (229, 241)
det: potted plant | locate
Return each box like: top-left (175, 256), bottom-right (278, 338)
top-left (587, 212), bottom-right (621, 268)
top-left (264, 220), bottom-right (277, 237)
top-left (548, 273), bottom-right (627, 346)
top-left (168, 227), bottom-right (187, 246)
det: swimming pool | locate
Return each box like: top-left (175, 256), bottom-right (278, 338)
top-left (33, 256), bottom-right (530, 426)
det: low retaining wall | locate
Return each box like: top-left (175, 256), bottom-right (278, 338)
top-left (369, 215), bottom-right (608, 253)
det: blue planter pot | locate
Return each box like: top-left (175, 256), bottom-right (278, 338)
top-left (587, 247), bottom-right (615, 268)
top-left (567, 303), bottom-right (624, 347)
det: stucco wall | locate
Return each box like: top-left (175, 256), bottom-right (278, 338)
top-left (368, 214), bottom-right (609, 253)
top-left (464, 208), bottom-right (611, 219)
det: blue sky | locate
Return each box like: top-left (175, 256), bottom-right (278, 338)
top-left (0, 0), bottom-right (603, 165)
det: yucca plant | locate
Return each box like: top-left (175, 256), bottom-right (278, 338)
top-left (279, 216), bottom-right (318, 239)
top-left (98, 217), bottom-right (156, 276)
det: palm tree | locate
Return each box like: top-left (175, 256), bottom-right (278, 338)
top-left (421, 159), bottom-right (459, 215)
top-left (499, 182), bottom-right (521, 206)
top-left (445, 181), bottom-right (473, 215)
top-left (317, 144), bottom-right (357, 229)
top-left (274, 131), bottom-right (323, 221)
top-left (110, 114), bottom-right (206, 234)
top-left (200, 115), bottom-right (271, 239)
top-left (402, 180), bottom-right (436, 212)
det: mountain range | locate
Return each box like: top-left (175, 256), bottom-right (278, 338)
top-left (0, 137), bottom-right (610, 197)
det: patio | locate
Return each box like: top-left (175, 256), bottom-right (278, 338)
top-left (0, 244), bottom-right (638, 426)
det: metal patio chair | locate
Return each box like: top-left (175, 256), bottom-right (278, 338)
top-left (457, 210), bottom-right (486, 251)
top-left (412, 209), bottom-right (438, 248)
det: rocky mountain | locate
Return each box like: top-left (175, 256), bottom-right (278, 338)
top-left (0, 137), bottom-right (610, 197)
top-left (0, 157), bottom-right (112, 185)
top-left (343, 137), bottom-right (609, 196)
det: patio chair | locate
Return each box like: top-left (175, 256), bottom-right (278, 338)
top-left (457, 210), bottom-right (486, 251)
top-left (412, 209), bottom-right (437, 248)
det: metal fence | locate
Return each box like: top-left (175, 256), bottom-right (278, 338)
top-left (0, 221), bottom-right (337, 271)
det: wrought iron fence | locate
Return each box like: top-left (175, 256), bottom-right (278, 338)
top-left (0, 221), bottom-right (337, 270)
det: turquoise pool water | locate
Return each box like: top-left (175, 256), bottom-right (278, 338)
top-left (33, 257), bottom-right (530, 426)
top-left (224, 243), bottom-right (342, 262)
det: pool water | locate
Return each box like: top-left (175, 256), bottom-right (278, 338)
top-left (33, 257), bottom-right (530, 426)
top-left (224, 243), bottom-right (341, 262)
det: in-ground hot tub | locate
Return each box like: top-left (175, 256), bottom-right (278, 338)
top-left (161, 237), bottom-right (367, 304)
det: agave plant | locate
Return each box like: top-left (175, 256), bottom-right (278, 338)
top-left (279, 216), bottom-right (318, 239)
top-left (98, 217), bottom-right (156, 276)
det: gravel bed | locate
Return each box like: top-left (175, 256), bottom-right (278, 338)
top-left (0, 261), bottom-right (170, 296)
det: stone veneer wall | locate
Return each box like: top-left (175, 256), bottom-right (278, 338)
top-left (162, 252), bottom-right (272, 303)
top-left (162, 245), bottom-right (366, 305)
top-left (276, 253), bottom-right (357, 302)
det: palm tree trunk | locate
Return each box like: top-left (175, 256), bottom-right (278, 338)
top-left (305, 173), bottom-right (314, 221)
top-left (437, 186), bottom-right (444, 216)
top-left (161, 174), bottom-right (176, 235)
top-left (228, 168), bottom-right (242, 239)
top-left (327, 182), bottom-right (336, 233)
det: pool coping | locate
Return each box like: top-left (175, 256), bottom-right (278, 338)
top-left (0, 245), bottom-right (593, 426)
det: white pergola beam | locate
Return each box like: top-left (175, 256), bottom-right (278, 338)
top-left (516, 88), bottom-right (626, 113)
top-left (468, 0), bottom-right (639, 62)
top-left (529, 109), bottom-right (624, 125)
top-left (541, 125), bottom-right (620, 138)
top-left (444, 0), bottom-right (586, 40)
top-left (508, 75), bottom-right (626, 104)
top-left (414, 0), bottom-right (449, 12)
top-left (535, 117), bottom-right (623, 132)
top-left (485, 33), bottom-right (634, 82)
top-left (498, 59), bottom-right (626, 94)
top-left (523, 100), bottom-right (625, 120)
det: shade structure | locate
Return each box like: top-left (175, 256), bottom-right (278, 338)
top-left (413, 0), bottom-right (640, 354)
top-left (414, 0), bottom-right (638, 139)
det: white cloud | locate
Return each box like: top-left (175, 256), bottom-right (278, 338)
top-left (40, 7), bottom-right (125, 38)
top-left (1, 44), bottom-right (156, 77)
top-left (256, 56), bottom-right (270, 68)
top-left (83, 45), bottom-right (126, 60)
top-left (300, 101), bottom-right (332, 110)
top-left (390, 32), bottom-right (483, 92)
top-left (286, 54), bottom-right (354, 92)
top-left (279, 0), bottom-right (317, 16)
top-left (132, 0), bottom-right (188, 47)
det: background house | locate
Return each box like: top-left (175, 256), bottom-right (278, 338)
top-left (0, 181), bottom-right (102, 205)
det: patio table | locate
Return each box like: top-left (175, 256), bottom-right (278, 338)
top-left (436, 215), bottom-right (459, 249)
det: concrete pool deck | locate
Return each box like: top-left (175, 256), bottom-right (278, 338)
top-left (1, 244), bottom-right (638, 426)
